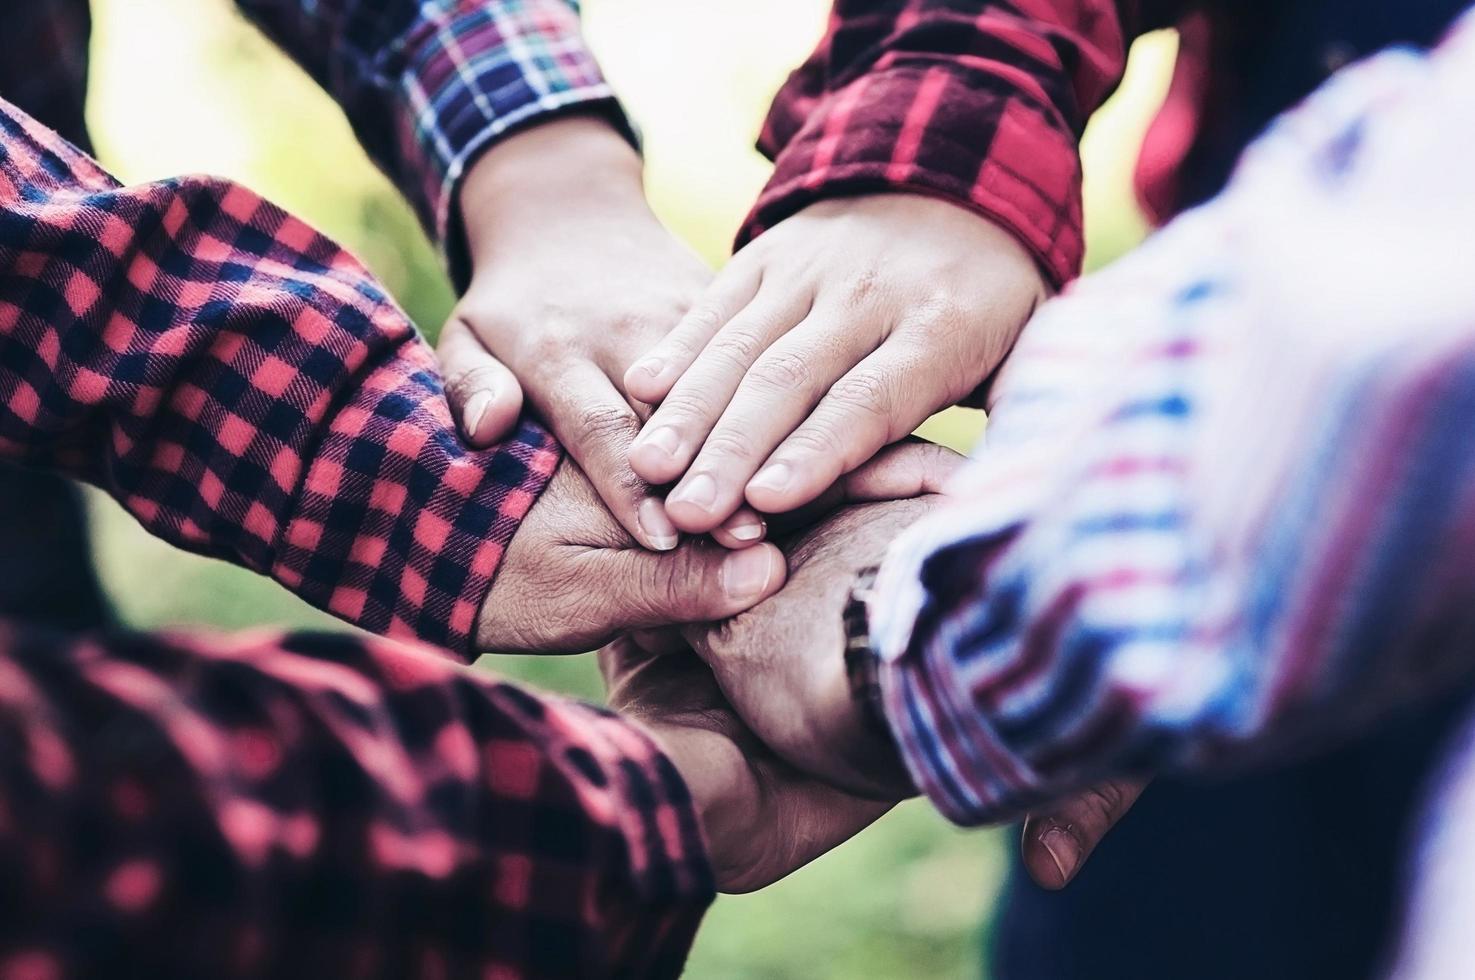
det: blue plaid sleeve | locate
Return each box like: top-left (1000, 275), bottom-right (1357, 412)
top-left (234, 0), bottom-right (632, 285)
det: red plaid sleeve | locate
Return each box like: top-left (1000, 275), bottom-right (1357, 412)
top-left (0, 622), bottom-right (713, 977)
top-left (0, 97), bottom-right (559, 656)
top-left (743, 0), bottom-right (1157, 287)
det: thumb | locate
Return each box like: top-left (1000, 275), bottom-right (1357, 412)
top-left (1020, 778), bottom-right (1149, 890)
top-left (604, 540), bottom-right (787, 630)
top-left (438, 316), bottom-right (525, 447)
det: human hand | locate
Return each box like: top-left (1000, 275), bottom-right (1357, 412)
top-left (1020, 780), bottom-right (1149, 889)
top-left (682, 442), bottom-right (964, 799)
top-left (601, 636), bottom-right (892, 893)
top-left (476, 460), bottom-right (785, 654)
top-left (440, 114), bottom-right (767, 552)
top-left (625, 193), bottom-right (1047, 534)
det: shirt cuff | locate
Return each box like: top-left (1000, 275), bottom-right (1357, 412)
top-left (272, 336), bottom-right (562, 659)
top-left (866, 511), bottom-right (1043, 827)
top-left (524, 694), bottom-right (716, 973)
top-left (739, 64), bottom-right (1085, 289)
top-left (391, 1), bottom-right (638, 288)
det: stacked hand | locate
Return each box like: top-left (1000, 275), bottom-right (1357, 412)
top-left (601, 635), bottom-right (892, 893)
top-left (440, 114), bottom-right (768, 552)
top-left (676, 479), bottom-right (1148, 890)
top-left (625, 194), bottom-right (1048, 534)
top-left (448, 117), bottom-right (1139, 892)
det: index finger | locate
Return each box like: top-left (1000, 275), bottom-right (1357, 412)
top-left (538, 360), bottom-right (679, 552)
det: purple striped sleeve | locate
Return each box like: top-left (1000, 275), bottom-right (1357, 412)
top-left (867, 17), bottom-right (1475, 825)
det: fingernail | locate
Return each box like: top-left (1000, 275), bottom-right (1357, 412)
top-left (670, 472), bottom-right (717, 511)
top-left (749, 462), bottom-right (793, 495)
top-left (722, 546), bottom-right (776, 600)
top-left (722, 517), bottom-right (766, 542)
top-left (463, 392), bottom-right (492, 438)
top-left (633, 356), bottom-right (665, 380)
top-left (1039, 827), bottom-right (1081, 886)
top-left (635, 425), bottom-right (682, 462)
top-left (637, 498), bottom-right (679, 551)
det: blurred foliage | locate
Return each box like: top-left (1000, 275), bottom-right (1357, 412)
top-left (81, 1), bottom-right (1175, 975)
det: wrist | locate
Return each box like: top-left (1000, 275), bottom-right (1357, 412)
top-left (827, 567), bottom-right (914, 799)
top-left (640, 722), bottom-right (761, 876)
top-left (459, 114), bottom-right (648, 266)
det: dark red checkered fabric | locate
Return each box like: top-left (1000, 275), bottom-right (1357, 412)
top-left (742, 1), bottom-right (1235, 287)
top-left (0, 622), bottom-right (712, 978)
top-left (741, 0), bottom-right (1148, 288)
top-left (0, 97), bottom-right (558, 655)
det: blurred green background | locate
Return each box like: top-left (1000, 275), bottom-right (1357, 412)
top-left (80, 1), bottom-right (1175, 975)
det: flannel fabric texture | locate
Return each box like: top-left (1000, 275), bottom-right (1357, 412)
top-left (0, 48), bottom-right (712, 980)
top-left (0, 623), bottom-right (712, 978)
top-left (747, 0), bottom-right (1467, 286)
top-left (868, 9), bottom-right (1475, 826)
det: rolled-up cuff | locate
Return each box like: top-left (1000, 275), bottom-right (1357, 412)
top-left (740, 65), bottom-right (1085, 289)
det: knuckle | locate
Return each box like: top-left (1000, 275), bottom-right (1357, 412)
top-left (443, 365), bottom-right (504, 406)
top-left (784, 424), bottom-right (846, 459)
top-left (750, 348), bottom-right (813, 391)
top-left (1091, 780), bottom-right (1127, 816)
top-left (640, 552), bottom-right (709, 620)
top-left (702, 427), bottom-right (758, 462)
top-left (842, 267), bottom-right (884, 307)
top-left (574, 403), bottom-right (638, 447)
top-left (655, 390), bottom-right (714, 427)
top-left (680, 304), bottom-right (726, 338)
top-left (606, 465), bottom-right (648, 499)
top-left (830, 369), bottom-right (893, 419)
top-left (708, 328), bottom-right (768, 369)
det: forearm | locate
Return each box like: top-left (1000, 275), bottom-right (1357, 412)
top-left (232, 0), bottom-right (632, 283)
top-left (0, 97), bottom-right (556, 654)
top-left (0, 621), bottom-right (712, 977)
top-left (457, 113), bottom-right (648, 273)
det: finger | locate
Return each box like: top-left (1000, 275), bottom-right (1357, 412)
top-left (746, 340), bottom-right (942, 514)
top-left (709, 506), bottom-right (768, 550)
top-left (623, 262), bottom-right (763, 404)
top-left (1020, 779), bottom-right (1149, 890)
top-left (754, 440), bottom-right (961, 539)
top-left (840, 439), bottom-right (966, 500)
top-left (627, 289), bottom-right (812, 486)
top-left (437, 317), bottom-right (524, 447)
top-left (604, 540), bottom-right (787, 630)
top-left (662, 313), bottom-right (879, 533)
top-left (539, 360), bottom-right (678, 552)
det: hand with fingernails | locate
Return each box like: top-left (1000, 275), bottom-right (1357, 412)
top-left (679, 441), bottom-right (1145, 887)
top-left (624, 193), bottom-right (1049, 536)
top-left (439, 113), bottom-right (769, 556)
top-left (476, 460), bottom-right (785, 654)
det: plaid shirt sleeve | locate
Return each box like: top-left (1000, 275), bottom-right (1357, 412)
top-left (864, 17), bottom-right (1475, 825)
top-left (743, 0), bottom-right (1191, 287)
top-left (234, 0), bottom-right (630, 286)
top-left (0, 621), bottom-right (713, 977)
top-left (0, 95), bottom-right (561, 657)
